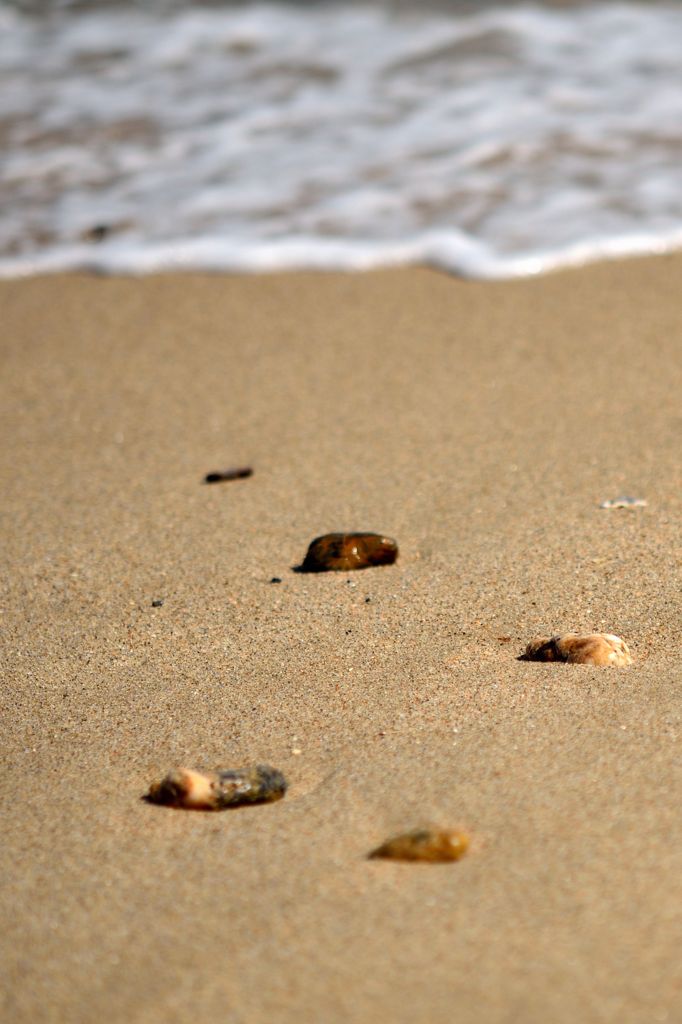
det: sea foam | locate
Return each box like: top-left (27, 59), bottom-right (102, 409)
top-left (1, 2), bottom-right (681, 279)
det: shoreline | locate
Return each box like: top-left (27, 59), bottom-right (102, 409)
top-left (2, 256), bottom-right (681, 1023)
top-left (3, 226), bottom-right (682, 282)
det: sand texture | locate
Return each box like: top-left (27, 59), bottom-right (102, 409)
top-left (1, 258), bottom-right (681, 1023)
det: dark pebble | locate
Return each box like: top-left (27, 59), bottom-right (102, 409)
top-left (204, 466), bottom-right (253, 484)
top-left (270, 577), bottom-right (282, 584)
top-left (151, 599), bottom-right (164, 607)
top-left (82, 223), bottom-right (111, 243)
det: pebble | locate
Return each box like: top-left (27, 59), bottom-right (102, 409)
top-left (82, 223), bottom-right (111, 243)
top-left (369, 827), bottom-right (470, 863)
top-left (522, 632), bottom-right (632, 666)
top-left (79, 221), bottom-right (132, 243)
top-left (146, 764), bottom-right (287, 810)
top-left (599, 496), bottom-right (647, 509)
top-left (151, 599), bottom-right (164, 607)
top-left (204, 466), bottom-right (253, 484)
top-left (300, 533), bottom-right (398, 572)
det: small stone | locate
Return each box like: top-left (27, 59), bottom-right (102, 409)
top-left (270, 577), bottom-right (282, 584)
top-left (146, 764), bottom-right (287, 810)
top-left (79, 220), bottom-right (132, 243)
top-left (369, 828), bottom-right (470, 863)
top-left (522, 632), bottom-right (632, 666)
top-left (204, 466), bottom-right (253, 484)
top-left (82, 223), bottom-right (111, 243)
top-left (299, 533), bottom-right (398, 572)
top-left (599, 496), bottom-right (647, 509)
top-left (151, 599), bottom-right (164, 608)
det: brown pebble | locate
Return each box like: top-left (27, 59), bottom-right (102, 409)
top-left (300, 533), bottom-right (398, 572)
top-left (369, 828), bottom-right (470, 863)
top-left (204, 466), bottom-right (253, 484)
top-left (522, 632), bottom-right (632, 666)
top-left (146, 764), bottom-right (287, 810)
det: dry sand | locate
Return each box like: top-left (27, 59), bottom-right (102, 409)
top-left (1, 257), bottom-right (681, 1024)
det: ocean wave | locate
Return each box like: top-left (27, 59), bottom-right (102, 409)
top-left (4, 225), bottom-right (682, 280)
top-left (1, 1), bottom-right (681, 278)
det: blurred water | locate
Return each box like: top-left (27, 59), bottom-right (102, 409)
top-left (1, 1), bottom-right (681, 277)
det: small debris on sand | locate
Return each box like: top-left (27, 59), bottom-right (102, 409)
top-left (146, 764), bottom-right (287, 810)
top-left (599, 496), bottom-right (647, 509)
top-left (298, 533), bottom-right (398, 572)
top-left (204, 467), bottom-right (253, 484)
top-left (369, 827), bottom-right (470, 863)
top-left (521, 632), bottom-right (632, 666)
top-left (151, 599), bottom-right (164, 608)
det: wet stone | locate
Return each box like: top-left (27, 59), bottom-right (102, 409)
top-left (522, 632), bottom-right (632, 666)
top-left (204, 466), bottom-right (253, 484)
top-left (299, 533), bottom-right (398, 572)
top-left (369, 827), bottom-right (470, 863)
top-left (146, 764), bottom-right (287, 810)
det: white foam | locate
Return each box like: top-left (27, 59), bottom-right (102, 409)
top-left (1, 2), bottom-right (682, 279)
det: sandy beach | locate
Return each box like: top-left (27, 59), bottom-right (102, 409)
top-left (1, 257), bottom-right (681, 1023)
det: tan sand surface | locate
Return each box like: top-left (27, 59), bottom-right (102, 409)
top-left (1, 258), bottom-right (681, 1023)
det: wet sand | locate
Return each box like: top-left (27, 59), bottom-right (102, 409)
top-left (1, 258), bottom-right (681, 1023)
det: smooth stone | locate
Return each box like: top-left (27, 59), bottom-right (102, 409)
top-left (522, 632), bottom-right (632, 666)
top-left (369, 827), bottom-right (470, 863)
top-left (300, 532), bottom-right (398, 572)
top-left (146, 764), bottom-right (287, 810)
